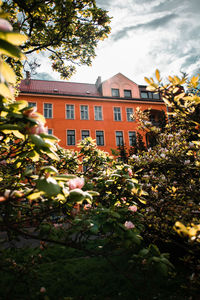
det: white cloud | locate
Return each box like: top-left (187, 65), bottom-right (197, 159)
top-left (33, 0), bottom-right (200, 84)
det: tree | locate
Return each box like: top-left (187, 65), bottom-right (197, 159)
top-left (2, 0), bottom-right (111, 79)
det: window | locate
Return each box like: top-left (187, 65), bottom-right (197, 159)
top-left (129, 131), bottom-right (136, 146)
top-left (48, 129), bottom-right (53, 135)
top-left (124, 90), bottom-right (132, 98)
top-left (111, 88), bottom-right (120, 97)
top-left (28, 102), bottom-right (37, 108)
top-left (67, 130), bottom-right (75, 145)
top-left (141, 92), bottom-right (148, 99)
top-left (44, 103), bottom-right (52, 118)
top-left (66, 105), bottom-right (74, 119)
top-left (153, 93), bottom-right (160, 99)
top-left (126, 108), bottom-right (134, 122)
top-left (114, 107), bottom-right (122, 121)
top-left (94, 106), bottom-right (103, 120)
top-left (116, 131), bottom-right (124, 146)
top-left (81, 130), bottom-right (90, 140)
top-left (96, 131), bottom-right (104, 146)
top-left (80, 105), bottom-right (89, 120)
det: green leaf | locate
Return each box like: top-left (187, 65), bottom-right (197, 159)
top-left (0, 124), bottom-right (20, 130)
top-left (0, 32), bottom-right (27, 46)
top-left (0, 39), bottom-right (25, 59)
top-left (36, 177), bottom-right (61, 197)
top-left (69, 188), bottom-right (85, 202)
top-left (0, 61), bottom-right (16, 84)
top-left (41, 166), bottom-right (58, 174)
top-left (30, 134), bottom-right (47, 148)
top-left (44, 149), bottom-right (60, 161)
top-left (86, 190), bottom-right (99, 196)
top-left (53, 174), bottom-right (77, 181)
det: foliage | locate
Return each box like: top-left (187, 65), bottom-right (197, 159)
top-left (2, 0), bottom-right (111, 79)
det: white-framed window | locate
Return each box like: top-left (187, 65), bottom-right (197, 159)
top-left (114, 107), bottom-right (122, 121)
top-left (111, 88), bottom-right (120, 97)
top-left (96, 131), bottom-right (104, 146)
top-left (124, 90), bottom-right (132, 98)
top-left (94, 106), bottom-right (103, 120)
top-left (66, 104), bottom-right (75, 119)
top-left (81, 130), bottom-right (90, 140)
top-left (116, 131), bottom-right (124, 146)
top-left (44, 103), bottom-right (52, 118)
top-left (67, 130), bottom-right (75, 145)
top-left (48, 128), bottom-right (53, 135)
top-left (126, 108), bottom-right (134, 122)
top-left (129, 131), bottom-right (136, 146)
top-left (28, 102), bottom-right (37, 108)
top-left (80, 105), bottom-right (89, 120)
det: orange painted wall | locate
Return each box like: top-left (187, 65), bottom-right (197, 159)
top-left (17, 93), bottom-right (166, 154)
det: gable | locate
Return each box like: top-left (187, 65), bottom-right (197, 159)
top-left (101, 73), bottom-right (140, 98)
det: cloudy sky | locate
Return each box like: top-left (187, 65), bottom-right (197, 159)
top-left (33, 0), bottom-right (200, 85)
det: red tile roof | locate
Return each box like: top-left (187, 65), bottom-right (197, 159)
top-left (19, 79), bottom-right (101, 97)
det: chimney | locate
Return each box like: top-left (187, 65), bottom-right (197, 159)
top-left (25, 71), bottom-right (31, 85)
top-left (95, 76), bottom-right (102, 94)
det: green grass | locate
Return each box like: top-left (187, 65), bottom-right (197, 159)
top-left (0, 245), bottom-right (195, 300)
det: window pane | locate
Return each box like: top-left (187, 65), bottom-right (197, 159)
top-left (66, 105), bottom-right (74, 119)
top-left (114, 107), bottom-right (121, 121)
top-left (129, 131), bottom-right (136, 146)
top-left (153, 93), bottom-right (160, 99)
top-left (67, 130), bottom-right (75, 145)
top-left (116, 131), bottom-right (124, 146)
top-left (141, 92), bottom-right (148, 99)
top-left (28, 102), bottom-right (36, 108)
top-left (48, 129), bottom-right (53, 135)
top-left (96, 131), bottom-right (104, 146)
top-left (111, 88), bottom-right (120, 97)
top-left (44, 103), bottom-right (52, 118)
top-left (124, 90), bottom-right (132, 98)
top-left (94, 106), bottom-right (102, 120)
top-left (81, 130), bottom-right (90, 140)
top-left (80, 105), bottom-right (89, 120)
top-left (126, 108), bottom-right (134, 121)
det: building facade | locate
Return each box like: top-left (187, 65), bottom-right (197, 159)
top-left (17, 73), bottom-right (166, 153)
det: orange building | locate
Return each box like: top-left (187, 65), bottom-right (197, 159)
top-left (17, 73), bottom-right (166, 153)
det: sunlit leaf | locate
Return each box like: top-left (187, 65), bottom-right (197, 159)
top-left (0, 61), bottom-right (16, 84)
top-left (0, 39), bottom-right (25, 59)
top-left (36, 177), bottom-right (61, 197)
top-left (0, 32), bottom-right (27, 46)
top-left (0, 82), bottom-right (13, 99)
top-left (155, 69), bottom-right (160, 81)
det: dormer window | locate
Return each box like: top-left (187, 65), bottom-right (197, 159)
top-left (124, 89), bottom-right (132, 98)
top-left (111, 88), bottom-right (120, 97)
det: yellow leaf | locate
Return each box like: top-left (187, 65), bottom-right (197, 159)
top-left (27, 191), bottom-right (44, 201)
top-left (0, 32), bottom-right (27, 46)
top-left (0, 61), bottom-right (16, 84)
top-left (12, 130), bottom-right (25, 140)
top-left (0, 83), bottom-right (13, 99)
top-left (144, 77), bottom-right (151, 84)
top-left (155, 69), bottom-right (160, 81)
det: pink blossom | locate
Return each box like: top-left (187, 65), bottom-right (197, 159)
top-left (0, 18), bottom-right (13, 32)
top-left (29, 123), bottom-right (47, 134)
top-left (84, 204), bottom-right (92, 210)
top-left (128, 168), bottom-right (133, 176)
top-left (128, 205), bottom-right (137, 213)
top-left (40, 287), bottom-right (46, 293)
top-left (124, 221), bottom-right (135, 229)
top-left (0, 160), bottom-right (7, 166)
top-left (23, 107), bottom-right (38, 119)
top-left (69, 177), bottom-right (84, 190)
